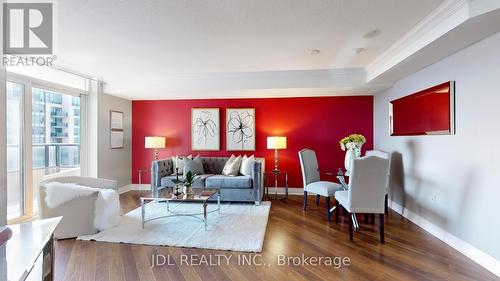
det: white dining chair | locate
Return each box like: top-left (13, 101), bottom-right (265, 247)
top-left (334, 155), bottom-right (390, 243)
top-left (299, 149), bottom-right (343, 221)
top-left (365, 150), bottom-right (391, 214)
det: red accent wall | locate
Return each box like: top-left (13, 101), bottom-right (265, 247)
top-left (132, 96), bottom-right (373, 188)
top-left (391, 82), bottom-right (452, 135)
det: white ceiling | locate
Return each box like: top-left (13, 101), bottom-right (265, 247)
top-left (54, 0), bottom-right (446, 99)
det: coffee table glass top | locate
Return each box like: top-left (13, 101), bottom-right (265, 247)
top-left (143, 186), bottom-right (219, 202)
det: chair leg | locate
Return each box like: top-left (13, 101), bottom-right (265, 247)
top-left (364, 214), bottom-right (369, 224)
top-left (303, 191), bottom-right (307, 210)
top-left (315, 195), bottom-right (320, 206)
top-left (348, 212), bottom-right (354, 242)
top-left (379, 214), bottom-right (385, 243)
top-left (325, 196), bottom-right (330, 222)
top-left (335, 200), bottom-right (340, 223)
top-left (371, 214), bottom-right (375, 224)
top-left (385, 194), bottom-right (389, 214)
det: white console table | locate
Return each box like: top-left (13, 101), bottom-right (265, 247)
top-left (1, 217), bottom-right (61, 281)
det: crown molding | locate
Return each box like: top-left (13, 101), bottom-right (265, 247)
top-left (366, 0), bottom-right (469, 82)
top-left (105, 68), bottom-right (379, 100)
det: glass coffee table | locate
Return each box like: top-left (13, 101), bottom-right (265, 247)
top-left (140, 186), bottom-right (221, 231)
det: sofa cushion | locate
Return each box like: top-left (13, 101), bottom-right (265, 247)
top-left (183, 156), bottom-right (204, 175)
top-left (202, 157), bottom-right (228, 174)
top-left (205, 175), bottom-right (252, 189)
top-left (161, 174), bottom-right (213, 188)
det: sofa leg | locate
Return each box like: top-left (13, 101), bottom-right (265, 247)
top-left (315, 195), bottom-right (320, 206)
top-left (325, 196), bottom-right (331, 222)
top-left (303, 191), bottom-right (308, 210)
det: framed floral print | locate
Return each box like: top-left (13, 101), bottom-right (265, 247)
top-left (191, 108), bottom-right (220, 151)
top-left (226, 108), bottom-right (255, 151)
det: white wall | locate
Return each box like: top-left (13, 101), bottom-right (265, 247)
top-left (374, 31), bottom-right (500, 260)
top-left (97, 93), bottom-right (132, 187)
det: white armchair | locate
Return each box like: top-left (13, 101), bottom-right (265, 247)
top-left (38, 176), bottom-right (118, 239)
top-left (334, 155), bottom-right (390, 243)
top-left (299, 149), bottom-right (343, 221)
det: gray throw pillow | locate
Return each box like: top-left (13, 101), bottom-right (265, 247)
top-left (183, 156), bottom-right (204, 175)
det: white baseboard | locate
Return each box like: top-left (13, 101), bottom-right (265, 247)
top-left (389, 200), bottom-right (500, 278)
top-left (118, 184), bottom-right (149, 194)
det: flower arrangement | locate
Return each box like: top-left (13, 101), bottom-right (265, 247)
top-left (339, 134), bottom-right (366, 151)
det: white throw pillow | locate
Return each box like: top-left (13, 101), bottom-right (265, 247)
top-left (239, 155), bottom-right (255, 176)
top-left (172, 155), bottom-right (192, 174)
top-left (222, 155), bottom-right (242, 176)
top-left (222, 155), bottom-right (236, 175)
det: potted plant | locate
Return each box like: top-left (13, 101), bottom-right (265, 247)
top-left (339, 134), bottom-right (366, 174)
top-left (172, 171), bottom-right (200, 197)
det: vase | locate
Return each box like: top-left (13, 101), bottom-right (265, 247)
top-left (344, 148), bottom-right (355, 173)
top-left (184, 185), bottom-right (194, 199)
top-left (354, 147), bottom-right (361, 158)
top-left (344, 143), bottom-right (362, 176)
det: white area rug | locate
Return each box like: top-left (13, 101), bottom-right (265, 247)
top-left (78, 201), bottom-right (271, 252)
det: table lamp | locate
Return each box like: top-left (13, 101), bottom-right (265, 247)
top-left (145, 136), bottom-right (166, 160)
top-left (267, 136), bottom-right (287, 172)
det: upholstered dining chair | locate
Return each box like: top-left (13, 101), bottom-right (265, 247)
top-left (334, 155), bottom-right (390, 243)
top-left (299, 149), bottom-right (343, 221)
top-left (365, 150), bottom-right (391, 214)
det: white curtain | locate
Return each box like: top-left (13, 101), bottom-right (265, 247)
top-left (81, 79), bottom-right (103, 178)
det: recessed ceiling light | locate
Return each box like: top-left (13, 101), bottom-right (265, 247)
top-left (363, 29), bottom-right (382, 39)
top-left (309, 49), bottom-right (321, 55)
top-left (355, 48), bottom-right (366, 54)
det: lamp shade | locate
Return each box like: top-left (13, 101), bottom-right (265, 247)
top-left (145, 136), bottom-right (166, 149)
top-left (267, 136), bottom-right (287, 149)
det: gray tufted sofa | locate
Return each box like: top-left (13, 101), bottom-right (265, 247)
top-left (151, 157), bottom-right (265, 205)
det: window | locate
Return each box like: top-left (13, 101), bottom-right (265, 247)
top-left (6, 76), bottom-right (85, 222)
top-left (32, 88), bottom-right (82, 216)
top-left (6, 82), bottom-right (24, 220)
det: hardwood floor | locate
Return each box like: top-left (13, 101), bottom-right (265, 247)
top-left (55, 191), bottom-right (499, 281)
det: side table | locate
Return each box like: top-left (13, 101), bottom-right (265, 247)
top-left (137, 169), bottom-right (147, 191)
top-left (264, 171), bottom-right (288, 200)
